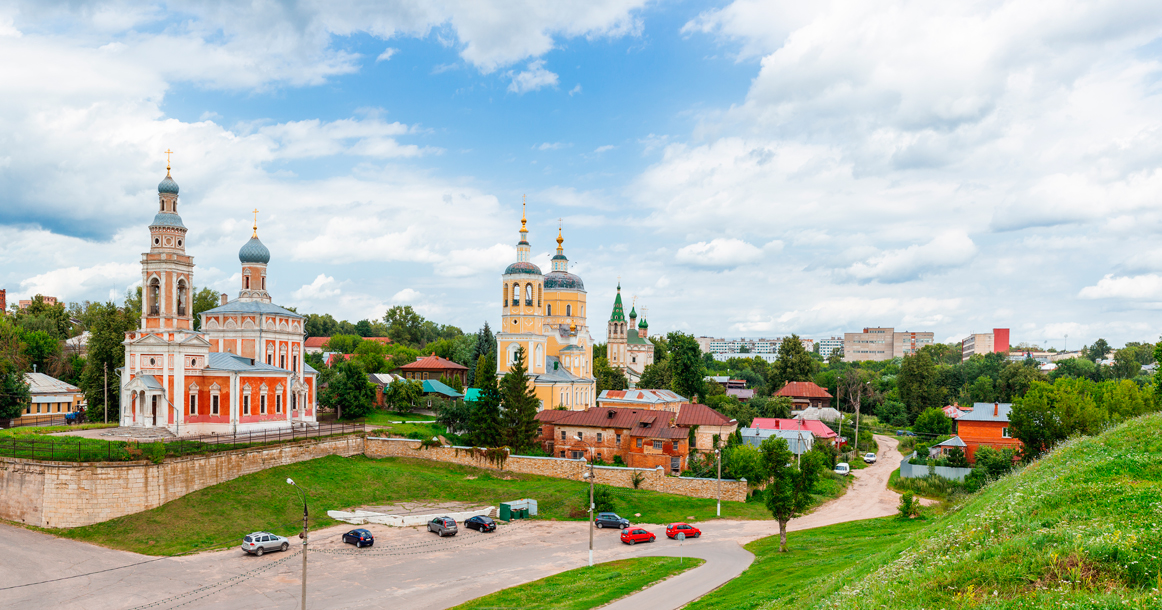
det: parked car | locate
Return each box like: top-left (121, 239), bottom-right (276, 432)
top-left (594, 512), bottom-right (630, 529)
top-left (863, 452), bottom-right (878, 464)
top-left (665, 523), bottom-right (701, 539)
top-left (620, 527), bottom-right (656, 545)
top-left (241, 532), bottom-right (289, 556)
top-left (834, 462), bottom-right (851, 476)
top-left (342, 528), bottom-right (375, 547)
top-left (464, 515), bottom-right (497, 532)
top-left (428, 516), bottom-right (458, 537)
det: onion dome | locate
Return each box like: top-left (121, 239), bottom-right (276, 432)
top-left (150, 212), bottom-right (186, 229)
top-left (158, 171), bottom-right (179, 195)
top-left (239, 236), bottom-right (270, 264)
top-left (629, 305), bottom-right (637, 319)
top-left (639, 318), bottom-right (648, 329)
top-left (544, 272), bottom-right (585, 290)
top-left (504, 261), bottom-right (542, 275)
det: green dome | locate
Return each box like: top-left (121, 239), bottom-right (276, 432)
top-left (504, 261), bottom-right (542, 275)
top-left (638, 318), bottom-right (648, 328)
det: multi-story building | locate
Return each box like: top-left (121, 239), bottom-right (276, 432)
top-left (18, 295), bottom-right (57, 310)
top-left (818, 337), bottom-right (843, 359)
top-left (699, 336), bottom-right (814, 361)
top-left (960, 329), bottom-right (1010, 361)
top-left (843, 327), bottom-right (935, 362)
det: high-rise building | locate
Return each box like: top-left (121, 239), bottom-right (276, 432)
top-left (818, 337), bottom-right (844, 358)
top-left (843, 327), bottom-right (935, 362)
top-left (961, 329), bottom-right (1010, 361)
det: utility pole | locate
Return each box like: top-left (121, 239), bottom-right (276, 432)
top-left (715, 442), bottom-right (722, 518)
top-left (576, 435), bottom-right (595, 567)
top-left (103, 362), bottom-right (108, 424)
top-left (287, 479), bottom-right (308, 610)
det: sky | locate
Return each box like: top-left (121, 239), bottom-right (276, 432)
top-left (2, 0), bottom-right (1162, 349)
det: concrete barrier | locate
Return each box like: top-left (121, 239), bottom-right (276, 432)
top-left (327, 506), bottom-right (495, 527)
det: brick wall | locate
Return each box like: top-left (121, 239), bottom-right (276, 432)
top-left (365, 437), bottom-right (746, 502)
top-left (0, 435), bottom-right (363, 528)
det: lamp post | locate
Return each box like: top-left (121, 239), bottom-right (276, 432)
top-left (714, 442), bottom-right (722, 517)
top-left (574, 434), bottom-right (595, 567)
top-left (287, 478), bottom-right (308, 610)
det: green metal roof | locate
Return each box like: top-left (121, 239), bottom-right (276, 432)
top-left (627, 330), bottom-right (650, 345)
top-left (609, 285), bottom-right (626, 322)
top-left (422, 379), bottom-right (464, 398)
top-left (464, 388), bottom-right (482, 402)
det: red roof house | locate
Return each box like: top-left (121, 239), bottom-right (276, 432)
top-left (751, 417), bottom-right (838, 444)
top-left (392, 353), bottom-right (469, 385)
top-left (773, 381), bottom-right (833, 409)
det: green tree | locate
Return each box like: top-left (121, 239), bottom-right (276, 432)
top-left (325, 334), bottom-right (362, 354)
top-left (467, 322), bottom-right (496, 388)
top-left (384, 379), bottom-right (424, 414)
top-left (304, 313), bottom-right (341, 337)
top-left (1111, 348), bottom-right (1142, 380)
top-left (946, 446), bottom-right (969, 468)
top-left (723, 443), bottom-right (766, 490)
top-left (770, 334), bottom-right (818, 390)
top-left (467, 354), bottom-right (503, 446)
top-left (0, 357), bottom-right (30, 419)
top-left (636, 359), bottom-right (672, 391)
top-left (1085, 338), bottom-right (1111, 362)
top-left (593, 357), bottom-right (628, 393)
top-left (80, 302), bottom-right (135, 422)
top-left (124, 287), bottom-right (142, 319)
top-left (329, 360), bottom-right (376, 419)
top-left (968, 375), bottom-right (996, 403)
top-left (875, 399), bottom-right (909, 427)
top-left (1049, 357), bottom-right (1098, 382)
top-left (898, 351), bottom-right (942, 419)
top-left (499, 346), bottom-right (539, 450)
top-left (21, 329), bottom-right (60, 374)
top-left (763, 437), bottom-right (824, 552)
top-left (997, 361), bottom-right (1046, 401)
top-left (191, 288), bottom-right (220, 331)
top-left (667, 332), bottom-right (705, 400)
top-left (912, 407), bottom-right (953, 437)
top-left (751, 395), bottom-right (792, 419)
top-left (354, 319), bottom-right (374, 337)
top-left (1010, 381), bottom-right (1066, 459)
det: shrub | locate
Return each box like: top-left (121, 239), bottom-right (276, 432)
top-left (144, 441), bottom-right (165, 464)
top-left (898, 492), bottom-right (920, 518)
top-left (612, 455), bottom-right (626, 467)
top-left (631, 470), bottom-right (645, 489)
top-left (582, 485), bottom-right (617, 513)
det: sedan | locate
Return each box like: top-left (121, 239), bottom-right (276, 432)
top-left (665, 523), bottom-right (701, 539)
top-left (428, 516), bottom-right (458, 537)
top-left (863, 452), bottom-right (878, 464)
top-left (620, 527), bottom-right (656, 545)
top-left (241, 532), bottom-right (289, 556)
top-left (342, 528), bottom-right (375, 548)
top-left (464, 515), bottom-right (497, 532)
top-left (594, 512), bottom-right (630, 529)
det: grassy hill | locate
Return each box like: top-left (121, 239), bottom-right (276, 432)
top-left (693, 413), bottom-right (1162, 609)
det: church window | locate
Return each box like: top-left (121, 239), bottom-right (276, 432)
top-left (537, 284), bottom-right (542, 307)
top-left (525, 283), bottom-right (533, 306)
top-left (546, 304), bottom-right (551, 316)
top-left (581, 306), bottom-right (584, 317)
top-left (148, 278), bottom-right (160, 315)
top-left (177, 239), bottom-right (182, 247)
top-left (503, 283), bottom-right (508, 306)
top-left (566, 304), bottom-right (571, 316)
top-left (260, 394), bottom-right (267, 415)
top-left (177, 281), bottom-right (187, 316)
top-left (211, 394), bottom-right (220, 416)
top-left (244, 275), bottom-right (250, 289)
top-left (280, 353), bottom-right (286, 369)
top-left (261, 276), bottom-right (266, 290)
top-left (243, 395), bottom-right (250, 416)
top-left (512, 283), bottom-right (519, 306)
top-left (275, 394), bottom-right (282, 413)
top-left (189, 393), bottom-right (197, 415)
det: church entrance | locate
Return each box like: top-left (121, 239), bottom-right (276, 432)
top-left (150, 395), bottom-right (158, 426)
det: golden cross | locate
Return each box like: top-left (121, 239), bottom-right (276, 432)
top-left (164, 149), bottom-right (173, 171)
top-left (252, 208), bottom-right (259, 237)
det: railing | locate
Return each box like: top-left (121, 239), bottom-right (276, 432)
top-left (0, 415), bottom-right (70, 429)
top-left (0, 421), bottom-right (365, 463)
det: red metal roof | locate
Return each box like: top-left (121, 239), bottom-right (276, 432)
top-left (750, 417), bottom-right (837, 439)
top-left (396, 354), bottom-right (469, 372)
top-left (534, 410), bottom-right (572, 423)
top-left (774, 381), bottom-right (833, 399)
top-left (676, 403), bottom-right (734, 427)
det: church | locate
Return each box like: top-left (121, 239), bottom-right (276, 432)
top-left (605, 287), bottom-right (654, 387)
top-left (119, 161), bottom-right (317, 435)
top-left (495, 205), bottom-right (596, 410)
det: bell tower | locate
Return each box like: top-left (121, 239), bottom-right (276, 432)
top-left (140, 151), bottom-right (194, 332)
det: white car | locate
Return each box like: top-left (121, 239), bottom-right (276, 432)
top-left (834, 462), bottom-right (850, 476)
top-left (863, 452), bottom-right (878, 464)
top-left (242, 532), bottom-right (290, 556)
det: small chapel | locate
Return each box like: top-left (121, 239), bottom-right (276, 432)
top-left (605, 286), bottom-right (654, 387)
top-left (119, 160), bottom-right (317, 434)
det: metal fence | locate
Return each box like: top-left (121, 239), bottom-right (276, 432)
top-left (0, 421), bottom-right (365, 463)
top-left (898, 452), bottom-right (973, 481)
top-left (0, 415), bottom-right (71, 429)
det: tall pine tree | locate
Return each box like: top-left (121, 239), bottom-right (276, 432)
top-left (468, 354), bottom-right (503, 446)
top-left (499, 346), bottom-right (539, 451)
top-left (467, 322), bottom-right (496, 388)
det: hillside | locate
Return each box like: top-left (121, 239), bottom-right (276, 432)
top-left (819, 413), bottom-right (1162, 609)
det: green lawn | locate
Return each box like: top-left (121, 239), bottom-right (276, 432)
top-left (360, 410), bottom-right (437, 424)
top-left (687, 517), bottom-right (930, 610)
top-left (0, 423), bottom-right (119, 436)
top-left (450, 557), bottom-right (704, 610)
top-left (54, 454), bottom-right (772, 555)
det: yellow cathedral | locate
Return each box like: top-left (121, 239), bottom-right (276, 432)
top-left (495, 205), bottom-right (596, 410)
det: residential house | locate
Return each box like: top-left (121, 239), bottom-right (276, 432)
top-left (392, 353), bottom-right (469, 386)
top-left (20, 372), bottom-right (84, 424)
top-left (774, 381), bottom-right (833, 410)
top-left (675, 402), bottom-right (739, 452)
top-left (597, 389), bottom-right (686, 413)
top-left (739, 427), bottom-right (814, 454)
top-left (751, 417), bottom-right (839, 446)
top-left (304, 337), bottom-right (329, 354)
top-left (956, 402), bottom-right (1022, 462)
top-left (370, 373), bottom-right (463, 408)
top-left (930, 435), bottom-right (968, 458)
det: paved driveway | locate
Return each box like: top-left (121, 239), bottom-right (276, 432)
top-left (0, 434), bottom-right (909, 610)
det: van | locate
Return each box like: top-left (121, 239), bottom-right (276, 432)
top-left (834, 462), bottom-right (850, 476)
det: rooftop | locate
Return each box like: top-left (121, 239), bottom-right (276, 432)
top-left (396, 354), bottom-right (469, 372)
top-left (24, 372), bottom-right (81, 394)
top-left (750, 417), bottom-right (837, 439)
top-left (774, 381), bottom-right (833, 399)
top-left (598, 389), bottom-right (687, 405)
top-left (958, 402), bottom-right (1013, 423)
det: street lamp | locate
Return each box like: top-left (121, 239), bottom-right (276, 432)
top-left (287, 478), bottom-right (309, 610)
top-left (714, 442), bottom-right (722, 517)
top-left (574, 434), bottom-right (595, 567)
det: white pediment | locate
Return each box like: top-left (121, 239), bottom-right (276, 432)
top-left (131, 334), bottom-right (171, 347)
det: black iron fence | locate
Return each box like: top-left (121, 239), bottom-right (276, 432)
top-left (0, 421), bottom-right (365, 463)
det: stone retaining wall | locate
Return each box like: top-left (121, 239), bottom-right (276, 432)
top-left (365, 437), bottom-right (747, 502)
top-left (0, 435), bottom-right (365, 528)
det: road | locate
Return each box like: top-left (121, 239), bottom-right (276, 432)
top-left (0, 434), bottom-right (909, 610)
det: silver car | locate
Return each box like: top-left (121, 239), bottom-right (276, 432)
top-left (242, 531), bottom-right (290, 556)
top-left (427, 516), bottom-right (458, 537)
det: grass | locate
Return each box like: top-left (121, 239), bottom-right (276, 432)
top-left (0, 423), bottom-right (119, 436)
top-left (887, 469), bottom-right (966, 502)
top-left (53, 454), bottom-right (773, 555)
top-left (360, 410), bottom-right (436, 424)
top-left (686, 517), bottom-right (931, 610)
top-left (450, 557), bottom-right (704, 610)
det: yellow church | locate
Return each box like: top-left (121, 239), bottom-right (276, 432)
top-left (495, 205), bottom-right (596, 410)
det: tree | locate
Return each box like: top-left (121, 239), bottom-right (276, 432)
top-left (191, 288), bottom-right (220, 331)
top-left (329, 360), bottom-right (376, 419)
top-left (912, 407), bottom-right (952, 437)
top-left (594, 357), bottom-right (628, 393)
top-left (751, 395), bottom-right (792, 419)
top-left (1049, 357), bottom-right (1097, 382)
top-left (124, 287), bottom-right (142, 319)
top-left (875, 400), bottom-right (909, 427)
top-left (1111, 348), bottom-right (1142, 380)
top-left (1009, 381), bottom-right (1066, 459)
top-left (467, 322), bottom-right (496, 388)
top-left (435, 398), bottom-right (472, 435)
top-left (898, 351), bottom-right (942, 419)
top-left (637, 359), bottom-right (672, 392)
top-left (762, 437), bottom-right (824, 552)
top-left (80, 301), bottom-right (135, 422)
top-left (946, 446), bottom-right (969, 468)
top-left (1085, 338), bottom-right (1111, 362)
top-left (304, 313), bottom-right (341, 337)
top-left (21, 329), bottom-right (59, 374)
top-left (968, 375), bottom-right (996, 403)
top-left (997, 361), bottom-right (1046, 401)
top-left (325, 334), bottom-right (362, 354)
top-left (467, 354), bottom-right (503, 446)
top-left (667, 332), bottom-right (705, 400)
top-left (722, 443), bottom-right (766, 490)
top-left (0, 357), bottom-right (30, 419)
top-left (771, 334), bottom-right (818, 389)
top-left (499, 346), bottom-right (539, 451)
top-left (384, 379), bottom-right (424, 414)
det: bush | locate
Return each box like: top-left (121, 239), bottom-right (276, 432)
top-left (144, 441), bottom-right (165, 464)
top-left (898, 492), bottom-right (920, 518)
top-left (913, 407), bottom-right (953, 436)
top-left (585, 485), bottom-right (616, 513)
top-left (876, 400), bottom-right (910, 427)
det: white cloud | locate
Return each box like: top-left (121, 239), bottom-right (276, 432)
top-left (846, 232), bottom-right (977, 283)
top-left (675, 238), bottom-right (764, 268)
top-left (594, 145), bottom-right (616, 153)
top-left (391, 288), bottom-right (422, 303)
top-left (569, 84), bottom-right (582, 96)
top-left (18, 262), bottom-right (139, 302)
top-left (508, 59), bottom-right (559, 93)
top-left (1079, 274), bottom-right (1162, 300)
top-left (376, 48), bottom-right (398, 62)
top-left (536, 142), bottom-right (569, 151)
top-left (292, 275), bottom-right (341, 301)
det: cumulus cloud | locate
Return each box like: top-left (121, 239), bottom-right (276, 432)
top-left (376, 48), bottom-right (398, 62)
top-left (18, 262), bottom-right (139, 302)
top-left (846, 232), bottom-right (977, 283)
top-left (675, 238), bottom-right (766, 268)
top-left (292, 275), bottom-right (341, 301)
top-left (391, 288), bottom-right (422, 303)
top-left (508, 59), bottom-right (559, 93)
top-left (1078, 274), bottom-right (1162, 300)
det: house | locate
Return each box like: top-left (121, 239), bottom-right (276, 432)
top-left (392, 353), bottom-right (469, 386)
top-left (739, 427), bottom-right (814, 454)
top-left (930, 435), bottom-right (968, 458)
top-left (726, 387), bottom-right (755, 401)
top-left (751, 417), bottom-right (839, 446)
top-left (774, 381), bottom-right (833, 410)
top-left (20, 372), bottom-right (85, 424)
top-left (597, 389), bottom-right (687, 413)
top-left (675, 402), bottom-right (739, 452)
top-left (370, 373), bottom-right (463, 407)
top-left (942, 404), bottom-right (971, 420)
top-left (956, 402), bottom-right (1022, 462)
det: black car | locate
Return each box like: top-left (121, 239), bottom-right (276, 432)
top-left (464, 515), bottom-right (497, 532)
top-left (342, 528), bottom-right (375, 548)
top-left (594, 512), bottom-right (630, 529)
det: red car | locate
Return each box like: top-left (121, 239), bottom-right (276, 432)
top-left (666, 523), bottom-right (701, 539)
top-left (620, 527), bottom-right (656, 545)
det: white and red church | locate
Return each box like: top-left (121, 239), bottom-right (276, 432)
top-left (119, 164), bottom-right (317, 435)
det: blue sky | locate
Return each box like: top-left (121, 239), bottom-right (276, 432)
top-left (3, 0), bottom-right (1162, 349)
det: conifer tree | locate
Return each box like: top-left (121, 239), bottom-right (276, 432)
top-left (499, 346), bottom-right (539, 450)
top-left (467, 354), bottom-right (503, 446)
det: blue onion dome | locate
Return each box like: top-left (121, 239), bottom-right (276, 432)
top-left (151, 212), bottom-right (186, 229)
top-left (505, 261), bottom-right (542, 275)
top-left (239, 236), bottom-right (270, 264)
top-left (158, 172), bottom-right (179, 195)
top-left (544, 272), bottom-right (585, 290)
top-left (551, 253), bottom-right (568, 261)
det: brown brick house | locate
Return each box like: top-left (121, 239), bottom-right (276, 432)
top-left (773, 381), bottom-right (833, 410)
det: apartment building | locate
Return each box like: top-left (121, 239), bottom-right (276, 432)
top-left (843, 327), bottom-right (935, 362)
top-left (697, 336), bottom-right (814, 360)
top-left (960, 329), bottom-right (1010, 361)
top-left (818, 337), bottom-right (843, 359)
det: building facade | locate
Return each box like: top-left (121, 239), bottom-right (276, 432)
top-left (19, 372), bottom-right (84, 424)
top-left (495, 209), bottom-right (596, 410)
top-left (392, 354), bottom-right (469, 385)
top-left (606, 286), bottom-right (654, 386)
top-left (956, 402), bottom-right (1022, 462)
top-left (818, 337), bottom-right (843, 359)
top-left (119, 164), bottom-right (316, 435)
top-left (697, 336), bottom-right (815, 362)
top-left (961, 328), bottom-right (1010, 361)
top-left (843, 327), bottom-right (935, 362)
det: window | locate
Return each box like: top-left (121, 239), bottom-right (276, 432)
top-left (211, 395), bottom-right (220, 415)
top-left (576, 431), bottom-right (583, 440)
top-left (559, 451), bottom-right (565, 457)
top-left (596, 432), bottom-right (603, 442)
top-left (244, 275), bottom-right (250, 289)
top-left (636, 438), bottom-right (643, 448)
top-left (276, 394), bottom-right (282, 413)
top-left (261, 276), bottom-right (266, 290)
top-left (512, 283), bottom-right (519, 306)
top-left (537, 427), bottom-right (542, 436)
top-left (653, 440), bottom-right (663, 450)
top-left (189, 394), bottom-right (197, 415)
top-left (547, 304), bottom-right (551, 316)
top-left (1002, 427), bottom-right (1011, 438)
top-left (280, 354), bottom-right (286, 369)
top-left (566, 304), bottom-right (571, 316)
top-left (570, 451), bottom-right (584, 459)
top-left (148, 278), bottom-right (160, 315)
top-left (560, 430), bottom-right (566, 441)
top-left (177, 282), bottom-right (187, 316)
top-left (525, 283), bottom-right (533, 306)
top-left (260, 395), bottom-right (267, 414)
top-left (616, 434), bottom-right (622, 445)
top-left (243, 395), bottom-right (250, 416)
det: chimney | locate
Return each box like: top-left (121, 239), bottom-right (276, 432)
top-left (994, 402), bottom-right (999, 417)
top-left (221, 294), bottom-right (228, 306)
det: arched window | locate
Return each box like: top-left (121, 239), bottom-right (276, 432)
top-left (525, 283), bottom-right (533, 306)
top-left (244, 272), bottom-right (250, 290)
top-left (261, 276), bottom-right (266, 290)
top-left (566, 304), bottom-right (572, 316)
top-left (148, 278), bottom-right (160, 315)
top-left (177, 281), bottom-right (187, 316)
top-left (537, 284), bottom-right (542, 307)
top-left (512, 283), bottom-right (519, 306)
top-left (547, 304), bottom-right (552, 316)
top-left (503, 283), bottom-right (508, 306)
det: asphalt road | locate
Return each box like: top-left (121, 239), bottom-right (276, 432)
top-left (0, 434), bottom-right (908, 610)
